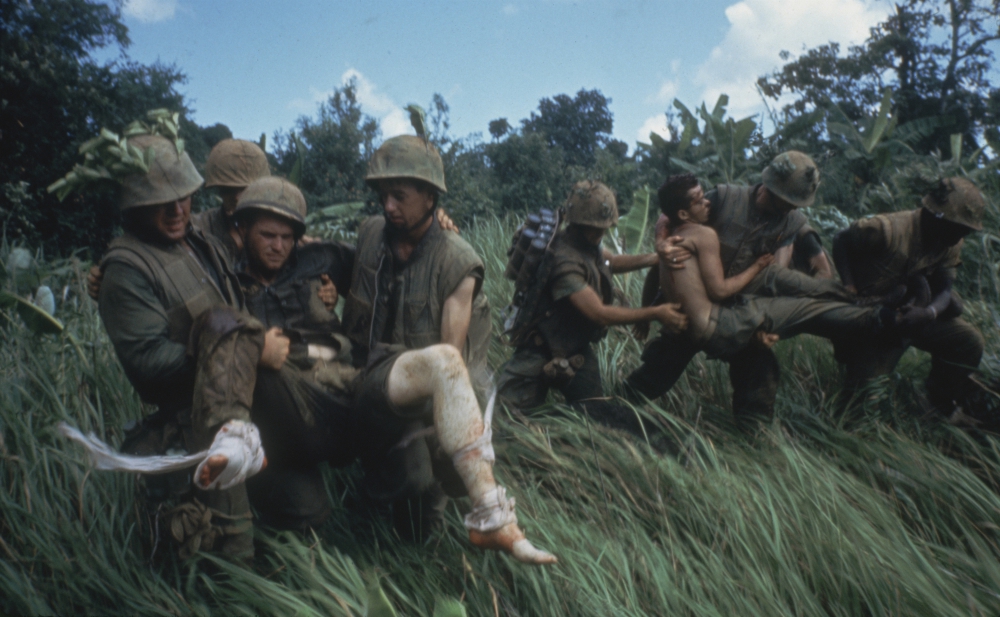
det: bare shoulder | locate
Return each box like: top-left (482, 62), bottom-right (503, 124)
top-left (679, 223), bottom-right (718, 249)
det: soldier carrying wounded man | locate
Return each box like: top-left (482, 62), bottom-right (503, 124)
top-left (62, 127), bottom-right (556, 565)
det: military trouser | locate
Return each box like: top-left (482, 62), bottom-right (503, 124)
top-left (180, 306), bottom-right (265, 560)
top-left (701, 296), bottom-right (880, 358)
top-left (496, 343), bottom-right (603, 410)
top-left (836, 316), bottom-right (985, 407)
top-left (624, 296), bottom-right (878, 421)
top-left (246, 360), bottom-right (356, 531)
top-left (623, 266), bottom-right (855, 420)
top-left (351, 344), bottom-right (465, 542)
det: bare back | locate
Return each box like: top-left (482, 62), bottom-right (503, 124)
top-left (660, 224), bottom-right (717, 339)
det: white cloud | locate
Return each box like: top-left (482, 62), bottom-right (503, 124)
top-left (694, 0), bottom-right (888, 120)
top-left (122, 0), bottom-right (178, 23)
top-left (503, 4), bottom-right (519, 15)
top-left (649, 79), bottom-right (679, 105)
top-left (287, 69), bottom-right (414, 138)
top-left (637, 114), bottom-right (671, 144)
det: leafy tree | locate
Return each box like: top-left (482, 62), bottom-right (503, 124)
top-left (758, 0), bottom-right (1000, 154)
top-left (522, 88), bottom-right (615, 167)
top-left (272, 79), bottom-right (380, 213)
top-left (0, 0), bottom-right (202, 257)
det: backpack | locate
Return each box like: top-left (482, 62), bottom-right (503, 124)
top-left (500, 208), bottom-right (561, 344)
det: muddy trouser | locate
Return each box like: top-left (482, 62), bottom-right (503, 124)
top-left (835, 316), bottom-right (984, 405)
top-left (496, 344), bottom-right (603, 410)
top-left (246, 361), bottom-right (356, 532)
top-left (623, 266), bottom-right (854, 416)
top-left (624, 296), bottom-right (877, 420)
top-left (352, 344), bottom-right (465, 542)
top-left (174, 307), bottom-right (266, 560)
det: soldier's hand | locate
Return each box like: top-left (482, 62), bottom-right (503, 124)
top-left (318, 274), bottom-right (338, 310)
top-left (87, 265), bottom-right (103, 301)
top-left (753, 330), bottom-right (780, 349)
top-left (656, 302), bottom-right (687, 333)
top-left (298, 234), bottom-right (320, 245)
top-left (897, 305), bottom-right (936, 328)
top-left (260, 327), bottom-right (290, 370)
top-left (754, 253), bottom-right (776, 269)
top-left (437, 208), bottom-right (459, 234)
top-left (657, 237), bottom-right (691, 269)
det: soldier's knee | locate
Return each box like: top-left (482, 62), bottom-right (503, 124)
top-left (422, 343), bottom-right (466, 373)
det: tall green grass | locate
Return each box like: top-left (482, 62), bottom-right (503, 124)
top-left (2, 215), bottom-right (1000, 615)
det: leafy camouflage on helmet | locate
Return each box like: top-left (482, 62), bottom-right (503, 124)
top-left (761, 150), bottom-right (820, 208)
top-left (564, 180), bottom-right (618, 229)
top-left (365, 135), bottom-right (447, 193)
top-left (205, 139), bottom-right (270, 188)
top-left (234, 176), bottom-right (307, 236)
top-left (119, 134), bottom-right (204, 210)
top-left (922, 177), bottom-right (985, 231)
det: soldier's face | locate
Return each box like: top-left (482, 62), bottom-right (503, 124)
top-left (245, 215), bottom-right (296, 274)
top-left (377, 180), bottom-right (435, 231)
top-left (219, 187), bottom-right (245, 217)
top-left (683, 185), bottom-right (710, 224)
top-left (147, 197), bottom-right (191, 243)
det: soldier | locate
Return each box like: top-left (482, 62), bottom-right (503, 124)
top-left (97, 134), bottom-right (290, 559)
top-left (496, 180), bottom-right (687, 411)
top-left (229, 176), bottom-right (358, 531)
top-left (658, 173), bottom-right (887, 363)
top-left (832, 177), bottom-right (987, 417)
top-left (194, 138), bottom-right (272, 261)
top-left (624, 151), bottom-right (850, 420)
top-left (341, 134), bottom-right (555, 564)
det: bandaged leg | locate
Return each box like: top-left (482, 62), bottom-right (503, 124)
top-left (386, 344), bottom-right (556, 565)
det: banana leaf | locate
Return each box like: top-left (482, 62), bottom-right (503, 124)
top-left (619, 186), bottom-right (651, 254)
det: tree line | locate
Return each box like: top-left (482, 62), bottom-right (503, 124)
top-left (2, 0), bottom-right (998, 259)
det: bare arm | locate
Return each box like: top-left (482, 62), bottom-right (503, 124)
top-left (809, 251), bottom-right (834, 279)
top-left (695, 227), bottom-right (773, 302)
top-left (603, 249), bottom-right (657, 273)
top-left (774, 244), bottom-right (793, 268)
top-left (568, 285), bottom-right (687, 332)
top-left (441, 276), bottom-right (477, 350)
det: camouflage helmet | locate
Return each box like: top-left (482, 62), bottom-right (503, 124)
top-left (234, 177), bottom-right (307, 236)
top-left (564, 180), bottom-right (619, 229)
top-left (204, 139), bottom-right (270, 188)
top-left (761, 150), bottom-right (820, 208)
top-left (119, 134), bottom-right (203, 210)
top-left (365, 135), bottom-right (447, 193)
top-left (922, 177), bottom-right (985, 232)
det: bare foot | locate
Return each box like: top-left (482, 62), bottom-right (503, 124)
top-left (469, 522), bottom-right (557, 565)
top-left (198, 454), bottom-right (228, 487)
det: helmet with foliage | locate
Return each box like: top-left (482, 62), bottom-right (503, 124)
top-left (922, 177), bottom-right (985, 231)
top-left (234, 176), bottom-right (307, 236)
top-left (365, 135), bottom-right (447, 193)
top-left (761, 150), bottom-right (820, 208)
top-left (205, 139), bottom-right (270, 188)
top-left (564, 180), bottom-right (618, 228)
top-left (120, 134), bottom-right (203, 210)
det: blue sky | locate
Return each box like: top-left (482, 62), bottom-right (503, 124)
top-left (109, 0), bottom-right (905, 152)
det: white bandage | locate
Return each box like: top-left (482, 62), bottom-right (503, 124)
top-left (464, 485), bottom-right (518, 532)
top-left (193, 420), bottom-right (266, 491)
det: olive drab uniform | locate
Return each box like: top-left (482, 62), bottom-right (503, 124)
top-left (624, 183), bottom-right (853, 419)
top-left (237, 240), bottom-right (359, 530)
top-left (497, 229), bottom-right (613, 408)
top-left (834, 209), bottom-right (984, 402)
top-left (100, 227), bottom-right (264, 559)
top-left (342, 215), bottom-right (491, 534)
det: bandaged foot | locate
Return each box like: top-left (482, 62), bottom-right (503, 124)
top-left (194, 420), bottom-right (267, 490)
top-left (464, 486), bottom-right (556, 565)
